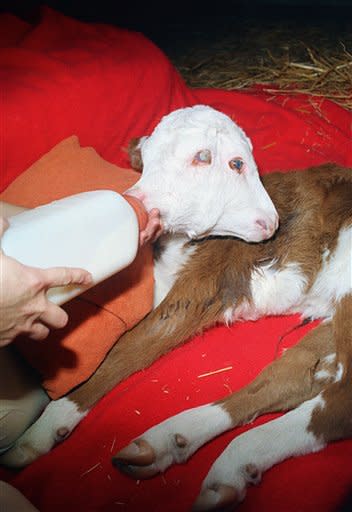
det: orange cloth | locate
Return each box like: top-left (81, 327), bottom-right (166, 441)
top-left (1, 136), bottom-right (154, 399)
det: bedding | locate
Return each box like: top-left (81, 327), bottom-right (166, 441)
top-left (0, 6), bottom-right (351, 512)
top-left (0, 135), bottom-right (153, 399)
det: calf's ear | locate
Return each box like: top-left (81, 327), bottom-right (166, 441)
top-left (128, 136), bottom-right (148, 172)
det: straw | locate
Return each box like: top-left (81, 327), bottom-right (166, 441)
top-left (171, 29), bottom-right (352, 110)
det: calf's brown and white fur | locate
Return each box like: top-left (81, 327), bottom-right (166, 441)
top-left (1, 108), bottom-right (351, 511)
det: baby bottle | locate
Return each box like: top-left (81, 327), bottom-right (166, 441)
top-left (1, 191), bottom-right (148, 305)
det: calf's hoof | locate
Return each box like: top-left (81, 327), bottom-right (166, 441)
top-left (112, 439), bottom-right (160, 479)
top-left (193, 484), bottom-right (241, 511)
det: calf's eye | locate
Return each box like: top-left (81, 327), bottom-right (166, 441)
top-left (192, 149), bottom-right (212, 165)
top-left (229, 158), bottom-right (244, 172)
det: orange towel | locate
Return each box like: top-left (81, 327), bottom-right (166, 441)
top-left (1, 136), bottom-right (154, 399)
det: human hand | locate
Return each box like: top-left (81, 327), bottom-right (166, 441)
top-left (139, 208), bottom-right (163, 246)
top-left (0, 217), bottom-right (92, 346)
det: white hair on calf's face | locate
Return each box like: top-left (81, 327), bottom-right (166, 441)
top-left (127, 105), bottom-right (279, 242)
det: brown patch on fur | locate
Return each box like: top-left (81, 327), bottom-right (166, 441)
top-left (70, 229), bottom-right (268, 410)
top-left (68, 266), bottom-right (218, 409)
top-left (260, 164), bottom-right (352, 288)
top-left (217, 321), bottom-right (335, 425)
top-left (308, 295), bottom-right (352, 442)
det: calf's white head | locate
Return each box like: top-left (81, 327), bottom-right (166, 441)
top-left (127, 105), bottom-right (278, 242)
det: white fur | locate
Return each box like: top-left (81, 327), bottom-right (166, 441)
top-left (251, 262), bottom-right (307, 317)
top-left (198, 394), bottom-right (326, 505)
top-left (132, 404), bottom-right (232, 473)
top-left (314, 353), bottom-right (338, 382)
top-left (230, 261), bottom-right (307, 322)
top-left (153, 234), bottom-right (196, 307)
top-left (334, 362), bottom-right (344, 382)
top-left (127, 106), bottom-right (278, 242)
top-left (323, 353), bottom-right (336, 364)
top-left (223, 226), bottom-right (351, 325)
top-left (0, 398), bottom-right (87, 468)
top-left (314, 369), bottom-right (332, 381)
top-left (298, 226), bottom-right (352, 319)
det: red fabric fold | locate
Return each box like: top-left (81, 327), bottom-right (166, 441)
top-left (1, 135), bottom-right (154, 399)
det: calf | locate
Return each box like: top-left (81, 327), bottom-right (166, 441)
top-left (1, 108), bottom-right (351, 512)
top-left (111, 163), bottom-right (352, 511)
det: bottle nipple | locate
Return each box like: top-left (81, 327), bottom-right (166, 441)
top-left (123, 195), bottom-right (148, 233)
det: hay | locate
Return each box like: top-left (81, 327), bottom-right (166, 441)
top-left (171, 31), bottom-right (352, 110)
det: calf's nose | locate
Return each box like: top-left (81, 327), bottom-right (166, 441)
top-left (255, 213), bottom-right (279, 239)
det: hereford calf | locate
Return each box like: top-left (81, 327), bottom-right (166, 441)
top-left (111, 163), bottom-right (352, 511)
top-left (1, 110), bottom-right (351, 511)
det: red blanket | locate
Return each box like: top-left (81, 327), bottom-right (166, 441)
top-left (1, 7), bottom-right (351, 512)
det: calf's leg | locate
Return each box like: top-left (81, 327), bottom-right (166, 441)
top-left (193, 296), bottom-right (351, 511)
top-left (308, 294), bottom-right (352, 444)
top-left (113, 320), bottom-right (335, 479)
top-left (0, 268), bottom-right (227, 468)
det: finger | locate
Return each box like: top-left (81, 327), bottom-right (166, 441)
top-left (140, 217), bottom-right (163, 246)
top-left (28, 322), bottom-right (50, 341)
top-left (151, 225), bottom-right (164, 242)
top-left (148, 208), bottom-right (160, 219)
top-left (149, 220), bottom-right (164, 243)
top-left (140, 226), bottom-right (156, 246)
top-left (148, 209), bottom-right (162, 226)
top-left (140, 229), bottom-right (155, 246)
top-left (40, 302), bottom-right (69, 330)
top-left (148, 210), bottom-right (163, 234)
top-left (139, 232), bottom-right (146, 246)
top-left (41, 267), bottom-right (93, 289)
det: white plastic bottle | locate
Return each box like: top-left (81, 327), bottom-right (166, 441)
top-left (1, 190), bottom-right (147, 305)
